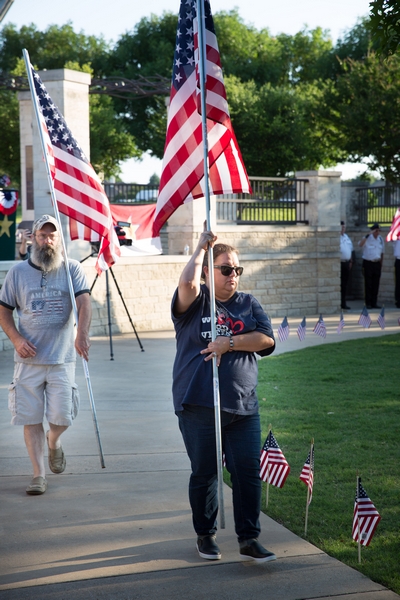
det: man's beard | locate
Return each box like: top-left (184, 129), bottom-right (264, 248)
top-left (31, 242), bottom-right (63, 271)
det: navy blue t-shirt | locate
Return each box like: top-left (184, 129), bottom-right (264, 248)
top-left (171, 284), bottom-right (275, 415)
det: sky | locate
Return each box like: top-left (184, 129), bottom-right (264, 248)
top-left (2, 0), bottom-right (373, 182)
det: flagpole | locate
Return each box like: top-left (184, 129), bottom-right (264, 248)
top-left (357, 473), bottom-right (361, 563)
top-left (23, 49), bottom-right (106, 469)
top-left (266, 424), bottom-right (272, 508)
top-left (304, 438), bottom-right (313, 535)
top-left (196, 0), bottom-right (225, 529)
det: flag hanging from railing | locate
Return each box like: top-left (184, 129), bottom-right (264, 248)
top-left (352, 477), bottom-right (381, 546)
top-left (153, 0), bottom-right (251, 235)
top-left (27, 62), bottom-right (120, 273)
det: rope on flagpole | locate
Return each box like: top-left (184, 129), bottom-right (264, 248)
top-left (22, 49), bottom-right (106, 469)
top-left (196, 0), bottom-right (225, 529)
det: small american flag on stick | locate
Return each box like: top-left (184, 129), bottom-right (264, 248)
top-left (337, 311), bottom-right (345, 334)
top-left (260, 430), bottom-right (290, 488)
top-left (352, 477), bottom-right (381, 547)
top-left (358, 306), bottom-right (372, 329)
top-left (277, 316), bottom-right (290, 342)
top-left (313, 314), bottom-right (326, 338)
top-left (299, 444), bottom-right (314, 505)
top-left (377, 306), bottom-right (385, 329)
top-left (297, 317), bottom-right (307, 341)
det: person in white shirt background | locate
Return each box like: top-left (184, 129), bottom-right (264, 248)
top-left (340, 221), bottom-right (354, 310)
top-left (358, 223), bottom-right (384, 309)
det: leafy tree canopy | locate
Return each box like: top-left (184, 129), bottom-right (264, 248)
top-left (369, 0), bottom-right (400, 56)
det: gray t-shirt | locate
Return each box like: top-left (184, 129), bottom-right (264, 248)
top-left (0, 258), bottom-right (89, 364)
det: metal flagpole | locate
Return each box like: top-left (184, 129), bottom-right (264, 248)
top-left (304, 438), bottom-right (313, 535)
top-left (22, 49), bottom-right (106, 468)
top-left (196, 0), bottom-right (225, 528)
top-left (356, 473), bottom-right (361, 563)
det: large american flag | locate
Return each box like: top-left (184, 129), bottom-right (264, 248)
top-left (386, 207), bottom-right (400, 242)
top-left (260, 430), bottom-right (290, 488)
top-left (313, 314), bottom-right (326, 338)
top-left (28, 61), bottom-right (120, 273)
top-left (299, 445), bottom-right (314, 505)
top-left (358, 306), bottom-right (372, 329)
top-left (352, 478), bottom-right (381, 547)
top-left (153, 0), bottom-right (251, 234)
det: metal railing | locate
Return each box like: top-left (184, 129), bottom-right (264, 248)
top-left (356, 185), bottom-right (400, 226)
top-left (216, 177), bottom-right (309, 225)
top-left (103, 182), bottom-right (158, 204)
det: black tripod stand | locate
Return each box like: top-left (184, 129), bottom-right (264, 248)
top-left (81, 250), bottom-right (144, 359)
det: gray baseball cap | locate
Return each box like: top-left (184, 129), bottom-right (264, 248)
top-left (32, 214), bottom-right (60, 233)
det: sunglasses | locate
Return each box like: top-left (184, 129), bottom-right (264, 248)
top-left (214, 265), bottom-right (243, 277)
top-left (41, 272), bottom-right (48, 288)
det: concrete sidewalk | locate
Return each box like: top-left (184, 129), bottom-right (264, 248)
top-left (0, 304), bottom-right (399, 599)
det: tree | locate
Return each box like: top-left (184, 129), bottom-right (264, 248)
top-left (0, 89), bottom-right (20, 185)
top-left (0, 24), bottom-right (137, 183)
top-left (369, 0), bottom-right (400, 56)
top-left (105, 13), bottom-right (177, 158)
top-left (325, 52), bottom-right (400, 182)
top-left (225, 76), bottom-right (345, 176)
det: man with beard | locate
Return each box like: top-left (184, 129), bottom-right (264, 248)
top-left (0, 215), bottom-right (91, 495)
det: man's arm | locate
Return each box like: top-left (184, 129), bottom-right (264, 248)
top-left (0, 305), bottom-right (36, 358)
top-left (75, 293), bottom-right (92, 361)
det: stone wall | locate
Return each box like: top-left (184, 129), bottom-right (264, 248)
top-left (0, 225), bottom-right (340, 351)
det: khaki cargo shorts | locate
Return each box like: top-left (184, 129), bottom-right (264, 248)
top-left (8, 362), bottom-right (80, 426)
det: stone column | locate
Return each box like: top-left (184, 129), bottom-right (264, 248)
top-left (17, 69), bottom-right (91, 257)
top-left (166, 196), bottom-right (217, 254)
top-left (296, 170), bottom-right (342, 313)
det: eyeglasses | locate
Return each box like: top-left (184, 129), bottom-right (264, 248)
top-left (35, 233), bottom-right (58, 241)
top-left (214, 265), bottom-right (243, 277)
top-left (41, 272), bottom-right (48, 288)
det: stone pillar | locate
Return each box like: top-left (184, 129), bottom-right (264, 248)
top-left (17, 69), bottom-right (91, 258)
top-left (296, 170), bottom-right (342, 313)
top-left (166, 196), bottom-right (217, 254)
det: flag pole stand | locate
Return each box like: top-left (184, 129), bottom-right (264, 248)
top-left (23, 48), bottom-right (105, 468)
top-left (88, 261), bottom-right (145, 358)
top-left (196, 0), bottom-right (225, 528)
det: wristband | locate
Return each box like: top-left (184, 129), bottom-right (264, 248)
top-left (229, 336), bottom-right (234, 352)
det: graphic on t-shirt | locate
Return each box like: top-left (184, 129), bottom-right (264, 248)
top-left (201, 305), bottom-right (245, 339)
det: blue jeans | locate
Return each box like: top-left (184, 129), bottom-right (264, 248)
top-left (177, 405), bottom-right (262, 542)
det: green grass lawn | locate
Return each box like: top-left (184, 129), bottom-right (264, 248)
top-left (255, 335), bottom-right (400, 594)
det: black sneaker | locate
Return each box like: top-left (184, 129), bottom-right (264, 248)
top-left (239, 539), bottom-right (276, 563)
top-left (196, 535), bottom-right (221, 560)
